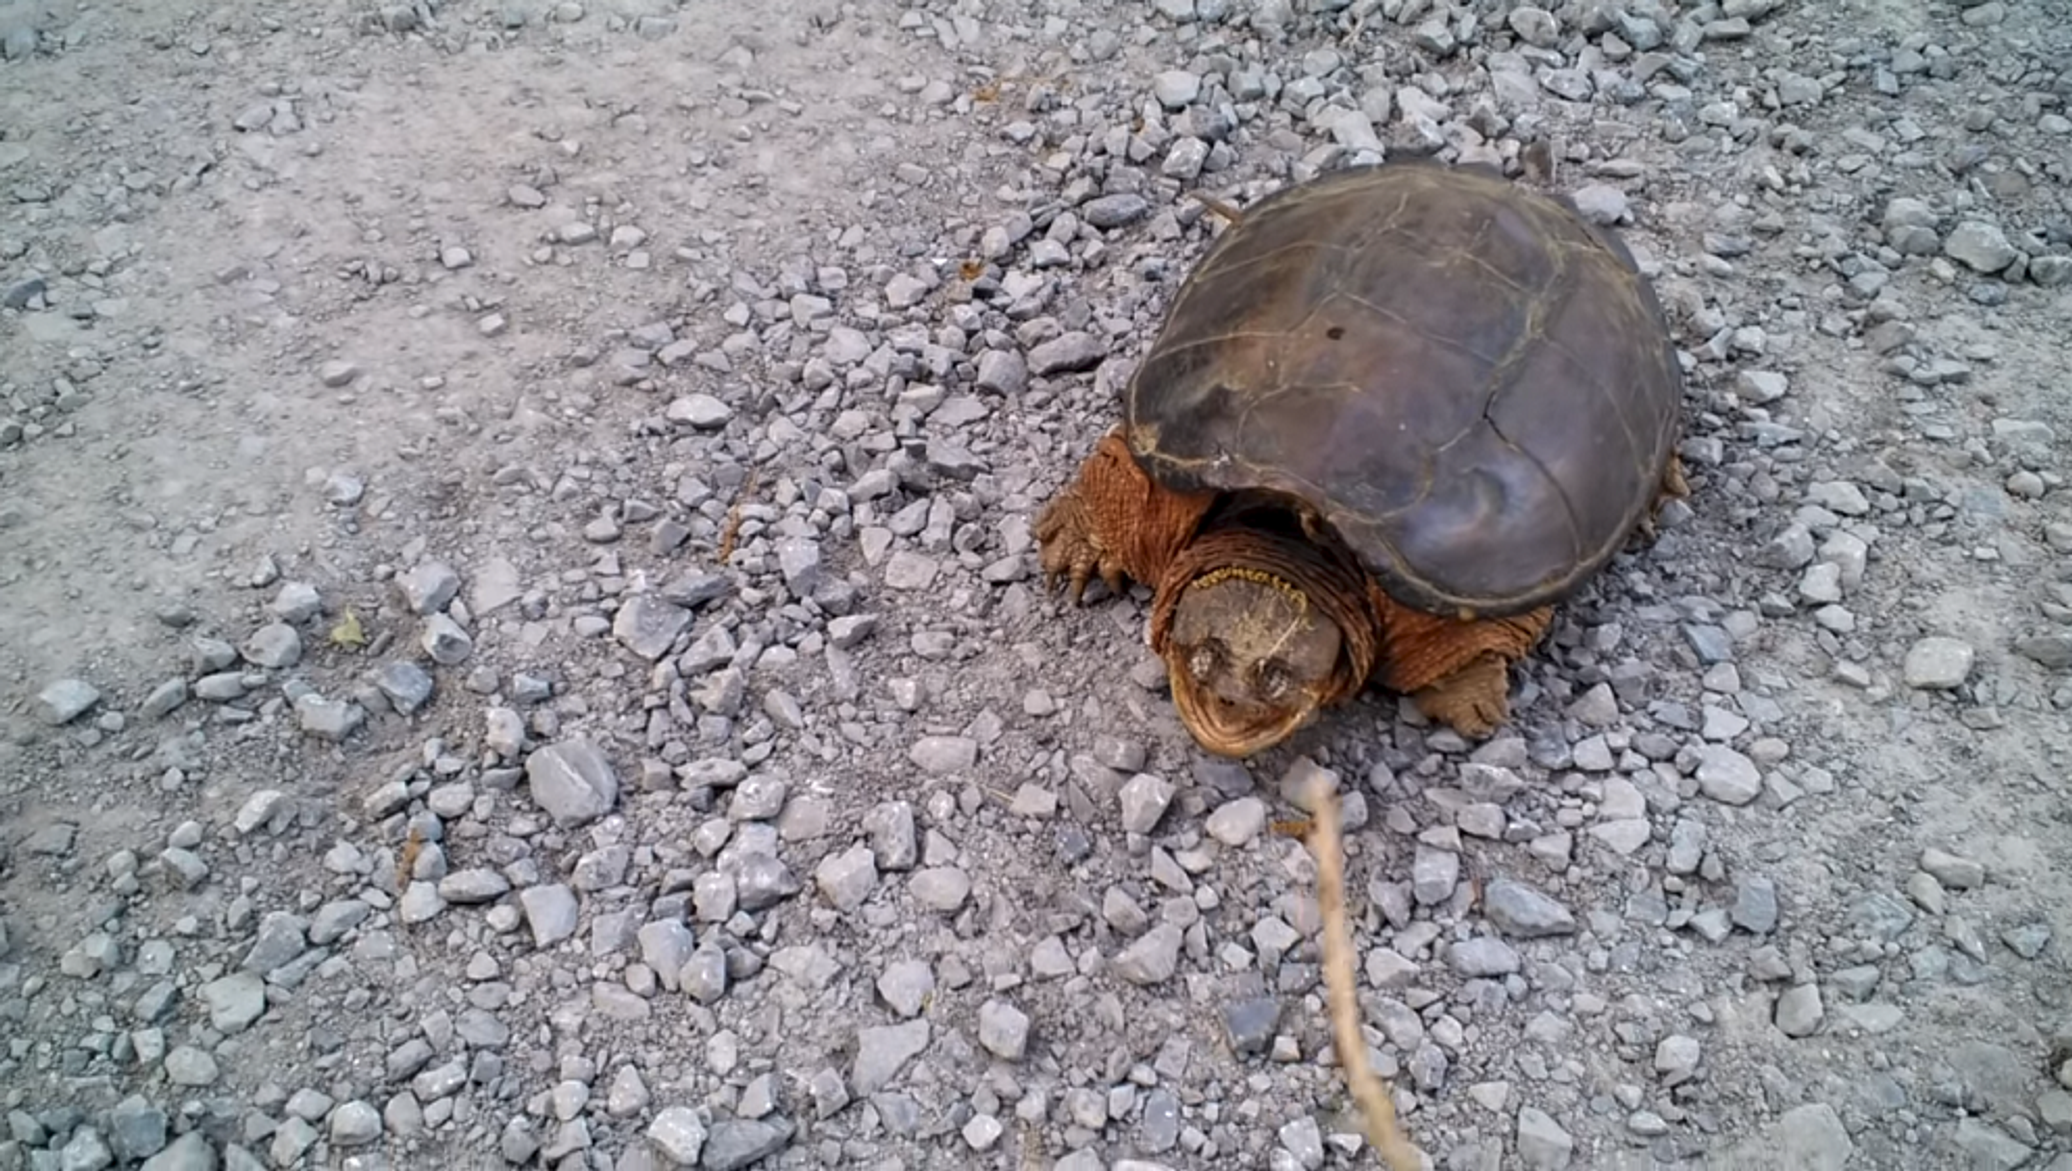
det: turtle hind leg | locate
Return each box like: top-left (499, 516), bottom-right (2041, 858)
top-left (1661, 452), bottom-right (1691, 502)
top-left (1635, 453), bottom-right (1690, 543)
top-left (1034, 428), bottom-right (1214, 604)
top-left (1371, 589), bottom-right (1553, 738)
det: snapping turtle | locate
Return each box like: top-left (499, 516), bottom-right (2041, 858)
top-left (1035, 160), bottom-right (1686, 758)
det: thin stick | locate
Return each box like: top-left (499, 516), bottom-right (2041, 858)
top-left (1191, 192), bottom-right (1246, 225)
top-left (715, 466), bottom-right (761, 565)
top-left (1302, 774), bottom-right (1422, 1171)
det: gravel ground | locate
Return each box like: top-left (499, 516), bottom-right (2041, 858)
top-left (2, 0), bottom-right (2070, 1169)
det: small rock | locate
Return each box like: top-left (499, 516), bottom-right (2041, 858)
top-left (1591, 816), bottom-right (1641, 853)
top-left (2001, 922), bottom-right (2051, 960)
top-left (201, 971), bottom-right (267, 1032)
top-left (60, 1127), bottom-right (114, 1171)
top-left (977, 999), bottom-right (1031, 1060)
top-left (163, 1046), bottom-right (219, 1086)
top-left (1903, 637), bottom-right (1975, 689)
top-left (1118, 772), bottom-right (1174, 834)
top-left (420, 613), bottom-right (474, 664)
top-left (375, 662), bottom-right (435, 714)
top-left (397, 561), bottom-right (462, 614)
top-left (1949, 1118), bottom-right (2031, 1170)
top-left (865, 800), bottom-right (918, 870)
top-left (325, 471), bottom-right (366, 506)
top-left (666, 394), bottom-right (732, 429)
top-left (1655, 1034), bottom-right (1703, 1086)
top-left (104, 1095), bottom-right (168, 1162)
top-left (814, 844), bottom-right (879, 911)
top-left (1805, 481), bottom-right (1869, 516)
top-left (613, 595), bottom-right (690, 660)
top-left (37, 678), bottom-right (101, 724)
top-left (1736, 369), bottom-right (1790, 404)
top-left (853, 1020), bottom-right (930, 1095)
top-left (1027, 331), bottom-right (1105, 375)
top-left (140, 678), bottom-right (189, 720)
top-left (268, 581), bottom-right (323, 623)
top-left (1151, 69), bottom-right (1201, 108)
top-left (1944, 221), bottom-right (2018, 273)
top-left (439, 868), bottom-right (511, 904)
top-left (700, 1118), bottom-right (792, 1170)
top-left (1695, 745), bottom-right (1763, 805)
top-left (296, 693), bottom-right (365, 742)
top-left (1774, 1103), bottom-right (1853, 1171)
top-left (776, 538), bottom-right (823, 596)
top-left (519, 884), bottom-right (580, 946)
top-left (25, 822), bottom-right (76, 855)
top-left (1920, 846), bottom-right (1986, 889)
top-left (2014, 634), bottom-right (2072, 670)
top-left (1483, 878), bottom-right (1576, 938)
top-left (230, 789), bottom-right (284, 835)
top-left (909, 866), bottom-right (971, 912)
top-left (242, 623), bottom-right (302, 668)
top-left (1204, 797), bottom-right (1266, 846)
top-left (876, 959), bottom-right (935, 1019)
top-left (1732, 875), bottom-right (1780, 934)
top-left (646, 1107), bottom-right (707, 1166)
top-left (330, 1100), bottom-right (382, 1146)
top-left (1569, 183), bottom-right (1629, 226)
top-left (1775, 982), bottom-right (1824, 1037)
top-left (1450, 937), bottom-right (1521, 977)
top-left (1222, 996), bottom-right (1282, 1055)
top-left (526, 739), bottom-right (620, 827)
top-left (1113, 923), bottom-right (1184, 984)
top-left (1516, 1106), bottom-right (1575, 1169)
top-left (975, 349), bottom-right (1027, 395)
top-left (1082, 194), bottom-right (1149, 229)
top-left (908, 735), bottom-right (975, 774)
top-left (1413, 845), bottom-right (1461, 905)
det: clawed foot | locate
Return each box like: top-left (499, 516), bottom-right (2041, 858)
top-left (1637, 454), bottom-right (1691, 542)
top-left (1411, 653), bottom-right (1512, 738)
top-left (1035, 492), bottom-right (1130, 603)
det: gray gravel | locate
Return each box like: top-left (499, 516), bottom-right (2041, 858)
top-left (2, 0), bottom-right (2071, 1169)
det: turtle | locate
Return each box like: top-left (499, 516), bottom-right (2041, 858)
top-left (1034, 159), bottom-right (1687, 759)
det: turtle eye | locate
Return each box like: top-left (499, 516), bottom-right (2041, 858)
top-left (1188, 642), bottom-right (1221, 681)
top-left (1257, 660), bottom-right (1293, 701)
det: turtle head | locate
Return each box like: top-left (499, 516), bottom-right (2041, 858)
top-left (1163, 564), bottom-right (1345, 758)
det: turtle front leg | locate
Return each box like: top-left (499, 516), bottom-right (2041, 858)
top-left (1409, 654), bottom-right (1516, 738)
top-left (1369, 589), bottom-right (1553, 738)
top-left (1035, 428), bottom-right (1214, 603)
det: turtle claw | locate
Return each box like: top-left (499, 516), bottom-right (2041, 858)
top-left (1034, 494), bottom-right (1127, 606)
top-left (1411, 653), bottom-right (1512, 739)
top-left (1633, 454), bottom-right (1690, 544)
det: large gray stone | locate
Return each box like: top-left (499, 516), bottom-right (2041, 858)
top-left (526, 739), bottom-right (619, 827)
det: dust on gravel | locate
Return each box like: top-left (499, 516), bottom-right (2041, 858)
top-left (2, 1), bottom-right (2070, 1170)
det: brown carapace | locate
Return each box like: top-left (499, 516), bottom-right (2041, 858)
top-left (1036, 160), bottom-right (1687, 758)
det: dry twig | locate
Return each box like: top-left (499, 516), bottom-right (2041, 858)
top-left (1191, 192), bottom-right (1246, 225)
top-left (1301, 774), bottom-right (1423, 1171)
top-left (715, 467), bottom-right (761, 565)
top-left (396, 824), bottom-right (425, 893)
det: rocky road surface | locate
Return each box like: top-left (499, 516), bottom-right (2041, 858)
top-left (2, 0), bottom-right (2070, 1169)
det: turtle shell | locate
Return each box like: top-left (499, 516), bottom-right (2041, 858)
top-left (1125, 160), bottom-right (1684, 618)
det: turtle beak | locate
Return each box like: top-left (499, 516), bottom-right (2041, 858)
top-left (1164, 658), bottom-right (1320, 758)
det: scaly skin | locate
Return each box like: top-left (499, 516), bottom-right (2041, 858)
top-left (1031, 429), bottom-right (1216, 603)
top-left (1035, 428), bottom-right (1552, 755)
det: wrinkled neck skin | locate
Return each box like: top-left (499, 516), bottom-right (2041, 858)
top-left (1150, 504), bottom-right (1381, 758)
